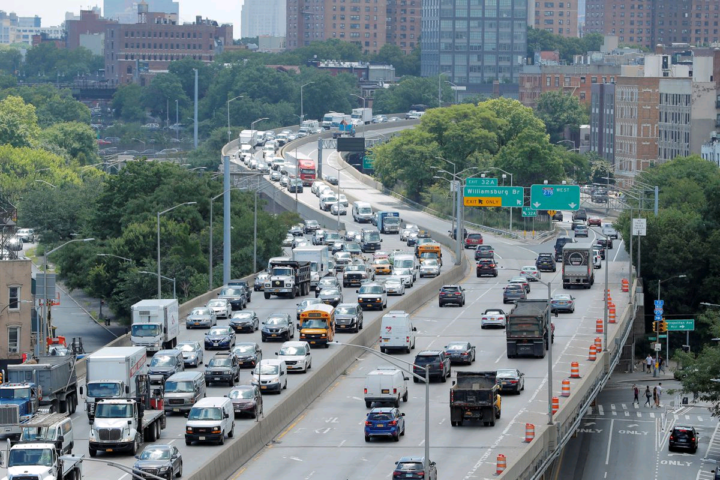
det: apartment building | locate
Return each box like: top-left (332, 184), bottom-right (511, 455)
top-left (242, 0), bottom-right (286, 38)
top-left (590, 82), bottom-right (615, 164)
top-left (533, 0), bottom-right (578, 37)
top-left (0, 259), bottom-right (33, 360)
top-left (519, 64), bottom-right (621, 108)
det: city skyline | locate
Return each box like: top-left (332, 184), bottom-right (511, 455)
top-left (3, 0), bottom-right (246, 37)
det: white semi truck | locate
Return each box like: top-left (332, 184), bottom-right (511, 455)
top-left (0, 441), bottom-right (83, 480)
top-left (80, 346), bottom-right (148, 423)
top-left (131, 299), bottom-right (180, 353)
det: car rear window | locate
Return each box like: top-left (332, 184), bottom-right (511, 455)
top-left (414, 355), bottom-right (440, 364)
top-left (369, 413), bottom-right (393, 421)
top-left (442, 286), bottom-right (460, 292)
top-left (673, 428), bottom-right (694, 439)
top-left (397, 462), bottom-right (423, 472)
top-left (468, 234), bottom-right (482, 239)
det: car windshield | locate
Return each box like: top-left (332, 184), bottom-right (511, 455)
top-left (446, 343), bottom-right (466, 351)
top-left (86, 382), bottom-right (121, 398)
top-left (318, 279), bottom-right (336, 287)
top-left (280, 346), bottom-right (304, 355)
top-left (165, 381), bottom-right (194, 393)
top-left (188, 407), bottom-right (222, 421)
top-left (192, 308), bottom-right (211, 316)
top-left (266, 317), bottom-right (287, 326)
top-left (209, 357), bottom-right (231, 367)
top-left (364, 232), bottom-right (381, 241)
top-left (345, 265), bottom-right (363, 271)
top-left (386, 277), bottom-right (403, 284)
top-left (414, 355), bottom-right (440, 365)
top-left (321, 288), bottom-right (341, 296)
top-left (254, 364), bottom-right (279, 375)
top-left (273, 268), bottom-right (293, 276)
top-left (233, 313), bottom-right (253, 320)
top-left (496, 369), bottom-right (517, 377)
top-left (209, 328), bottom-right (229, 335)
top-left (360, 286), bottom-right (383, 294)
top-left (234, 345), bottom-right (256, 354)
top-left (8, 448), bottom-right (54, 467)
top-left (375, 259), bottom-right (391, 265)
top-left (396, 462), bottom-right (424, 472)
top-left (336, 306), bottom-right (356, 315)
top-left (95, 403), bottom-right (133, 418)
top-left (302, 319), bottom-right (329, 329)
top-left (220, 288), bottom-right (242, 296)
top-left (150, 355), bottom-right (175, 367)
top-left (553, 295), bottom-right (572, 301)
top-left (228, 389), bottom-right (255, 399)
top-left (208, 300), bottom-right (225, 308)
top-left (131, 324), bottom-right (160, 337)
top-left (336, 253), bottom-right (351, 259)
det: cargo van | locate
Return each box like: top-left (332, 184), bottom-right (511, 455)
top-left (19, 413), bottom-right (74, 454)
top-left (392, 254), bottom-right (419, 281)
top-left (380, 311), bottom-right (416, 354)
top-left (364, 367), bottom-right (409, 408)
top-left (601, 223), bottom-right (618, 239)
top-left (164, 371), bottom-right (206, 415)
top-left (352, 201), bottom-right (374, 223)
top-left (185, 397), bottom-right (235, 445)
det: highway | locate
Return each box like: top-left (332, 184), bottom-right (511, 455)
top-left (217, 131), bottom-right (634, 479)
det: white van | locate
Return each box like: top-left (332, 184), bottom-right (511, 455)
top-left (239, 144), bottom-right (253, 158)
top-left (364, 367), bottom-right (409, 408)
top-left (352, 201), bottom-right (374, 223)
top-left (601, 223), bottom-right (618, 239)
top-left (393, 254), bottom-right (419, 281)
top-left (380, 311), bottom-right (416, 354)
top-left (185, 397), bottom-right (235, 445)
top-left (252, 359), bottom-right (288, 393)
top-left (19, 413), bottom-right (74, 454)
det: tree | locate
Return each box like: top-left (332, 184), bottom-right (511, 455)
top-left (168, 58), bottom-right (213, 99)
top-left (495, 129), bottom-right (565, 186)
top-left (0, 47), bottom-right (22, 75)
top-left (371, 44), bottom-right (420, 77)
top-left (373, 76), bottom-right (452, 113)
top-left (481, 97), bottom-right (547, 148)
top-left (140, 73), bottom-right (189, 118)
top-left (0, 95), bottom-right (40, 148)
top-left (42, 122), bottom-right (99, 164)
top-left (675, 310), bottom-right (720, 416)
top-left (111, 84), bottom-right (146, 123)
top-left (535, 91), bottom-right (588, 143)
top-left (0, 85), bottom-right (91, 126)
top-left (527, 27), bottom-right (604, 64)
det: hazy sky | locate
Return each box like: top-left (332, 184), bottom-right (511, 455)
top-left (4, 0), bottom-right (244, 37)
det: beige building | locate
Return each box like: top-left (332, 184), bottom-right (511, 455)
top-left (534, 0), bottom-right (579, 37)
top-left (0, 259), bottom-right (33, 360)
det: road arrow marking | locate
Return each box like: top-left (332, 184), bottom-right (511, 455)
top-left (584, 422), bottom-right (596, 426)
top-left (533, 202), bottom-right (541, 208)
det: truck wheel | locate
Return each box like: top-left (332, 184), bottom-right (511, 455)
top-left (185, 438), bottom-right (192, 446)
top-left (146, 422), bottom-right (157, 442)
top-left (132, 436), bottom-right (139, 455)
top-left (290, 288), bottom-right (296, 299)
top-left (365, 401), bottom-right (372, 408)
top-left (264, 292), bottom-right (270, 299)
top-left (441, 373), bottom-right (446, 383)
top-left (490, 418), bottom-right (496, 427)
top-left (403, 391), bottom-right (408, 402)
top-left (496, 409), bottom-right (501, 419)
top-left (219, 432), bottom-right (225, 445)
top-left (451, 421), bottom-right (457, 427)
top-left (458, 418), bottom-right (464, 426)
top-left (394, 398), bottom-right (400, 408)
top-left (413, 377), bottom-right (418, 383)
top-left (89, 447), bottom-right (97, 457)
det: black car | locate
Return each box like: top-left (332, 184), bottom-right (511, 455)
top-left (536, 253), bottom-right (557, 272)
top-left (475, 245), bottom-right (495, 260)
top-left (596, 237), bottom-right (614, 249)
top-left (393, 457), bottom-right (438, 480)
top-left (443, 342), bottom-right (476, 365)
top-left (552, 211), bottom-right (564, 221)
top-left (669, 426), bottom-right (699, 453)
top-left (132, 444), bottom-right (183, 480)
top-left (204, 326), bottom-right (236, 350)
top-left (412, 350), bottom-right (451, 382)
top-left (218, 286), bottom-right (247, 311)
top-left (204, 352), bottom-right (240, 386)
top-left (304, 220), bottom-right (320, 233)
top-left (228, 385), bottom-right (263, 418)
top-left (496, 368), bottom-right (525, 394)
top-left (227, 279), bottom-right (253, 303)
top-left (449, 227), bottom-right (468, 240)
top-left (288, 179), bottom-right (304, 193)
top-left (476, 259), bottom-right (498, 277)
top-left (554, 237), bottom-right (576, 261)
top-left (439, 285), bottom-right (465, 307)
top-left (230, 311), bottom-right (259, 333)
top-left (261, 313), bottom-right (295, 341)
top-left (232, 342), bottom-right (262, 368)
top-left (572, 208), bottom-right (587, 221)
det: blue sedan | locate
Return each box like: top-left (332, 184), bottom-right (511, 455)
top-left (364, 407), bottom-right (405, 442)
top-left (551, 294), bottom-right (575, 313)
top-left (204, 326), bottom-right (236, 350)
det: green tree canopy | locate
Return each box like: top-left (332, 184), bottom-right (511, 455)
top-left (111, 84), bottom-right (146, 123)
top-left (0, 85), bottom-right (91, 126)
top-left (535, 91), bottom-right (588, 143)
top-left (41, 122), bottom-right (99, 164)
top-left (373, 76), bottom-right (452, 114)
top-left (527, 28), bottom-right (604, 63)
top-left (140, 73), bottom-right (190, 118)
top-left (0, 95), bottom-right (41, 148)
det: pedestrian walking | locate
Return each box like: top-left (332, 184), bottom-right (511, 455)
top-left (633, 384), bottom-right (639, 405)
top-left (644, 386), bottom-right (652, 407)
top-left (657, 383), bottom-right (663, 407)
top-left (659, 357), bottom-right (666, 374)
top-left (646, 354), bottom-right (653, 374)
top-left (653, 386), bottom-right (658, 407)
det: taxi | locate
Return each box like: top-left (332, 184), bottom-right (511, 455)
top-left (372, 258), bottom-right (393, 275)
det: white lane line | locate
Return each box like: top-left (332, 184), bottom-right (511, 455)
top-left (419, 439), bottom-right (425, 446)
top-left (118, 475), bottom-right (128, 480)
top-left (704, 421), bottom-right (720, 458)
top-left (599, 405), bottom-right (604, 415)
top-left (605, 419), bottom-right (614, 465)
top-left (168, 439), bottom-right (175, 444)
top-left (338, 439), bottom-right (346, 447)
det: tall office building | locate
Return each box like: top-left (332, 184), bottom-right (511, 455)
top-left (104, 0), bottom-right (179, 24)
top-left (421, 0), bottom-right (528, 96)
top-left (533, 0), bottom-right (578, 37)
top-left (242, 0), bottom-right (286, 37)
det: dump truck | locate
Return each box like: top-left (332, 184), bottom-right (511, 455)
top-left (88, 373), bottom-right (166, 457)
top-left (263, 260), bottom-right (312, 299)
top-left (449, 371), bottom-right (501, 427)
top-left (506, 299), bottom-right (553, 359)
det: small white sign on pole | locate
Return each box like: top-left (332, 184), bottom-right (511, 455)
top-left (632, 218), bottom-right (647, 236)
top-left (654, 343), bottom-right (662, 352)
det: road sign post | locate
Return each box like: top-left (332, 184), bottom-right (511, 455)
top-left (529, 185), bottom-right (581, 210)
top-left (462, 186), bottom-right (523, 207)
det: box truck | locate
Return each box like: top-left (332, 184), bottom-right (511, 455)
top-left (292, 245), bottom-right (331, 288)
top-left (131, 299), bottom-right (180, 353)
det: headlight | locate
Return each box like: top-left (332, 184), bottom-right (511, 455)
top-left (159, 467), bottom-right (170, 473)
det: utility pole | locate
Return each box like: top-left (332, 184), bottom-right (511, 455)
top-left (193, 68), bottom-right (198, 149)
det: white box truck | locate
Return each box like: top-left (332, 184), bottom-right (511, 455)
top-left (293, 245), bottom-right (331, 288)
top-left (322, 112), bottom-right (344, 129)
top-left (131, 299), bottom-right (180, 353)
top-left (80, 346), bottom-right (148, 423)
top-left (351, 108), bottom-right (373, 125)
top-left (239, 129), bottom-right (258, 147)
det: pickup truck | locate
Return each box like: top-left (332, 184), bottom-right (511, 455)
top-left (481, 309), bottom-right (507, 329)
top-left (0, 442), bottom-right (83, 480)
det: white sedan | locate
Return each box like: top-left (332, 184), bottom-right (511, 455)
top-left (384, 277), bottom-right (406, 296)
top-left (207, 298), bottom-right (232, 319)
top-left (520, 266), bottom-right (541, 282)
top-left (419, 259), bottom-right (441, 278)
top-left (392, 268), bottom-right (415, 288)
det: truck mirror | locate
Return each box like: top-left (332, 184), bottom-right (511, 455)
top-left (58, 435), bottom-right (64, 443)
top-left (413, 327), bottom-right (417, 332)
top-left (404, 376), bottom-right (409, 381)
top-left (275, 352), bottom-right (279, 356)
top-left (79, 386), bottom-right (84, 395)
top-left (380, 239), bottom-right (383, 242)
top-left (224, 412), bottom-right (230, 419)
top-left (125, 386), bottom-right (130, 394)
top-left (128, 420), bottom-right (132, 425)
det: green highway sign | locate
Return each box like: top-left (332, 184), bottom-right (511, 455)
top-left (463, 186), bottom-right (523, 207)
top-left (522, 207), bottom-right (537, 217)
top-left (666, 319), bottom-right (695, 332)
top-left (530, 184), bottom-right (581, 211)
top-left (362, 155), bottom-right (374, 170)
top-left (648, 335), bottom-right (667, 341)
top-left (466, 178), bottom-right (498, 187)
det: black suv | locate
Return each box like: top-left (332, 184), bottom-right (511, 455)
top-left (596, 237), bottom-right (613, 250)
top-left (554, 237), bottom-right (576, 261)
top-left (475, 245), bottom-right (495, 260)
top-left (669, 426), bottom-right (699, 453)
top-left (227, 279), bottom-right (252, 303)
top-left (204, 352), bottom-right (241, 387)
top-left (476, 259), bottom-right (498, 277)
top-left (572, 208), bottom-right (587, 221)
top-left (412, 350), bottom-right (451, 382)
top-left (536, 253), bottom-right (556, 272)
top-left (439, 285), bottom-right (465, 307)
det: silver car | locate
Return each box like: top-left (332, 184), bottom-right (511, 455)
top-left (207, 298), bottom-right (232, 319)
top-left (318, 287), bottom-right (343, 307)
top-left (331, 203), bottom-right (347, 216)
top-left (419, 259), bottom-right (440, 278)
top-left (177, 341), bottom-right (204, 366)
top-left (384, 277), bottom-right (406, 296)
top-left (400, 225), bottom-right (419, 241)
top-left (392, 268), bottom-right (415, 287)
top-left (16, 228), bottom-right (35, 242)
top-left (186, 307), bottom-right (217, 329)
top-left (296, 298), bottom-right (324, 321)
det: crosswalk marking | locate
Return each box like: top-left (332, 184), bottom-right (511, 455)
top-left (625, 411), bottom-right (630, 417)
top-left (585, 405), bottom-right (711, 422)
top-left (650, 412), bottom-right (655, 418)
top-left (598, 405), bottom-right (604, 415)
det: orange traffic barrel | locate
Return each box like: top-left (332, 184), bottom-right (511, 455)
top-left (561, 379), bottom-right (571, 397)
top-left (570, 361), bottom-right (581, 378)
top-left (588, 344), bottom-right (597, 361)
top-left (595, 337), bottom-right (603, 351)
top-left (609, 305), bottom-right (617, 323)
top-left (552, 396), bottom-right (560, 414)
top-left (496, 454), bottom-right (507, 474)
top-left (596, 318), bottom-right (604, 333)
top-left (622, 279), bottom-right (629, 292)
top-left (525, 423), bottom-right (535, 442)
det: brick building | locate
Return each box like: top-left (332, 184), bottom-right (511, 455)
top-left (66, 9), bottom-right (117, 54)
top-left (285, 0), bottom-right (419, 55)
top-left (519, 64), bottom-right (621, 108)
top-left (589, 82), bottom-right (615, 164)
top-left (104, 4), bottom-right (232, 86)
top-left (533, 0), bottom-right (579, 37)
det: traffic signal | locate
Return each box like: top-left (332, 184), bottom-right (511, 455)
top-left (653, 320), bottom-right (659, 333)
top-left (660, 321), bottom-right (668, 333)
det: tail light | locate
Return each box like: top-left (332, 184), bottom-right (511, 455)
top-left (450, 390), bottom-right (454, 402)
top-left (510, 380), bottom-right (518, 384)
top-left (461, 352), bottom-right (469, 356)
top-left (389, 420), bottom-right (398, 426)
top-left (406, 336), bottom-right (410, 343)
top-left (365, 421), bottom-right (372, 426)
top-left (364, 388), bottom-right (368, 394)
top-left (456, 293), bottom-right (462, 296)
top-left (670, 435), bottom-right (674, 441)
top-left (393, 388), bottom-right (397, 394)
top-left (418, 473), bottom-right (425, 477)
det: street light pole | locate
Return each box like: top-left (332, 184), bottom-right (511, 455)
top-left (331, 341), bottom-right (431, 472)
top-left (655, 274), bottom-right (687, 376)
top-left (157, 202), bottom-right (196, 299)
top-left (300, 82), bottom-right (314, 128)
top-left (42, 238), bottom-right (94, 354)
top-left (140, 271), bottom-right (176, 299)
top-left (227, 95), bottom-right (243, 143)
top-left (175, 99), bottom-right (179, 141)
top-left (193, 68), bottom-right (198, 149)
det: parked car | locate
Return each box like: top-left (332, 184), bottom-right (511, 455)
top-left (16, 228), bottom-right (35, 243)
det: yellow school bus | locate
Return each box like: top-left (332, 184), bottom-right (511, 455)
top-left (417, 243), bottom-right (443, 266)
top-left (299, 304), bottom-right (335, 348)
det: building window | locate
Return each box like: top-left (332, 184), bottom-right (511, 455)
top-left (8, 287), bottom-right (19, 310)
top-left (8, 326), bottom-right (19, 353)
